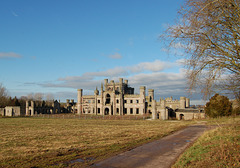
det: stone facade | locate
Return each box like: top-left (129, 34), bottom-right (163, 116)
top-left (175, 108), bottom-right (205, 120)
top-left (77, 78), bottom-right (146, 116)
top-left (77, 78), bottom-right (199, 120)
top-left (25, 100), bottom-right (75, 116)
top-left (0, 106), bottom-right (25, 116)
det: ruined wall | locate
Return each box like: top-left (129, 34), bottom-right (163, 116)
top-left (5, 106), bottom-right (21, 116)
top-left (77, 78), bottom-right (146, 116)
top-left (0, 108), bottom-right (5, 116)
top-left (175, 111), bottom-right (205, 120)
top-left (76, 78), bottom-right (199, 121)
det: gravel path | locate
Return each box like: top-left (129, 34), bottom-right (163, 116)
top-left (92, 124), bottom-right (211, 168)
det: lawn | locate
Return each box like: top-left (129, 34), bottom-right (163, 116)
top-left (0, 117), bottom-right (193, 167)
top-left (172, 116), bottom-right (240, 168)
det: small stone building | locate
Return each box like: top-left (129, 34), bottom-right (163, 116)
top-left (175, 108), bottom-right (205, 120)
top-left (0, 106), bottom-right (25, 116)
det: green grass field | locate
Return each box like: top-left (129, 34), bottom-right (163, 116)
top-left (172, 117), bottom-right (240, 168)
top-left (0, 117), bottom-right (193, 168)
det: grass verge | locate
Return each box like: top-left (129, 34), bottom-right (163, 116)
top-left (0, 117), bottom-right (193, 167)
top-left (172, 116), bottom-right (240, 168)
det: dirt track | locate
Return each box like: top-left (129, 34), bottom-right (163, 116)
top-left (92, 124), bottom-right (211, 168)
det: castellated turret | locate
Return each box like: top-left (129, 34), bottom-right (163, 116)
top-left (94, 87), bottom-right (99, 95)
top-left (180, 96), bottom-right (186, 109)
top-left (140, 86), bottom-right (146, 103)
top-left (152, 100), bottom-right (157, 119)
top-left (104, 79), bottom-right (108, 90)
top-left (186, 98), bottom-right (190, 108)
top-left (148, 89), bottom-right (154, 102)
top-left (77, 89), bottom-right (83, 114)
top-left (160, 98), bottom-right (167, 120)
top-left (119, 78), bottom-right (123, 84)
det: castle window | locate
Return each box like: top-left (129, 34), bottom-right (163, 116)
top-left (124, 108), bottom-right (127, 114)
top-left (130, 100), bottom-right (133, 103)
top-left (124, 100), bottom-right (127, 103)
top-left (117, 99), bottom-right (119, 103)
top-left (130, 108), bottom-right (133, 114)
top-left (98, 108), bottom-right (100, 114)
top-left (106, 94), bottom-right (111, 104)
top-left (136, 100), bottom-right (139, 103)
top-left (150, 96), bottom-right (152, 102)
top-left (136, 108), bottom-right (139, 114)
top-left (116, 108), bottom-right (119, 114)
top-left (98, 100), bottom-right (100, 103)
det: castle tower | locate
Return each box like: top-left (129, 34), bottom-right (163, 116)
top-left (94, 87), bottom-right (99, 115)
top-left (119, 82), bottom-right (123, 115)
top-left (66, 99), bottom-right (70, 106)
top-left (77, 89), bottom-right (83, 114)
top-left (160, 98), bottom-right (167, 120)
top-left (104, 79), bottom-right (108, 90)
top-left (140, 86), bottom-right (146, 115)
top-left (180, 97), bottom-right (186, 109)
top-left (112, 81), bottom-right (116, 115)
top-left (119, 78), bottom-right (123, 84)
top-left (186, 98), bottom-right (190, 108)
top-left (148, 89), bottom-right (154, 102)
top-left (152, 100), bottom-right (157, 120)
top-left (124, 79), bottom-right (128, 85)
top-left (30, 101), bottom-right (34, 116)
top-left (26, 101), bottom-right (29, 116)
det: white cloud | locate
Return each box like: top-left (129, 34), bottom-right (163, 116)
top-left (190, 99), bottom-right (208, 106)
top-left (0, 52), bottom-right (22, 59)
top-left (26, 58), bottom-right (205, 104)
top-left (11, 10), bottom-right (18, 17)
top-left (37, 59), bottom-right (193, 100)
top-left (108, 53), bottom-right (122, 59)
top-left (130, 60), bottom-right (174, 73)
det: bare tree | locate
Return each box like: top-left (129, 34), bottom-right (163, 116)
top-left (34, 93), bottom-right (44, 101)
top-left (161, 0), bottom-right (240, 99)
top-left (0, 83), bottom-right (9, 107)
top-left (27, 93), bottom-right (34, 101)
top-left (45, 93), bottom-right (54, 102)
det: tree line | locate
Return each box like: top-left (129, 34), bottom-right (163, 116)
top-left (0, 83), bottom-right (54, 108)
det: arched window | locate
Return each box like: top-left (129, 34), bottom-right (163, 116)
top-left (106, 94), bottom-right (111, 104)
top-left (180, 114), bottom-right (184, 120)
top-left (105, 108), bottom-right (109, 115)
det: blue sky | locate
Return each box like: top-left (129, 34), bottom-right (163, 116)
top-left (0, 0), bottom-right (205, 105)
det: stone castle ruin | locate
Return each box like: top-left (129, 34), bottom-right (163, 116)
top-left (76, 78), bottom-right (205, 120)
top-left (25, 99), bottom-right (76, 116)
top-left (1, 78), bottom-right (204, 120)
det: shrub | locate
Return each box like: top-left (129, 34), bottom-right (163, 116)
top-left (205, 94), bottom-right (232, 118)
